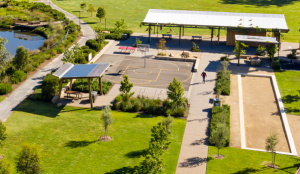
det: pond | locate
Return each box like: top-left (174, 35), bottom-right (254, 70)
top-left (0, 29), bottom-right (45, 57)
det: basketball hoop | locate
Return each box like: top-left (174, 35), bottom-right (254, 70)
top-left (137, 44), bottom-right (150, 68)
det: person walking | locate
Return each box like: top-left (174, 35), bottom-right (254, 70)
top-left (201, 71), bottom-right (207, 83)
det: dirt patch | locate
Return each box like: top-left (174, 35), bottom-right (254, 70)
top-left (263, 161), bottom-right (279, 169)
top-left (287, 114), bottom-right (300, 157)
top-left (99, 135), bottom-right (112, 142)
top-left (242, 76), bottom-right (290, 153)
top-left (0, 155), bottom-right (4, 160)
top-left (213, 155), bottom-right (224, 159)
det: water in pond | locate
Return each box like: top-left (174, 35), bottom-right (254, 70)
top-left (0, 29), bottom-right (45, 57)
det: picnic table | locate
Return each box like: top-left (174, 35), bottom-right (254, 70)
top-left (118, 46), bottom-right (136, 53)
top-left (192, 36), bottom-right (202, 41)
top-left (65, 91), bottom-right (82, 100)
top-left (162, 34), bottom-right (172, 39)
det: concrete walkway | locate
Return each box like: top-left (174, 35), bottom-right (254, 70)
top-left (0, 0), bottom-right (96, 122)
top-left (176, 52), bottom-right (221, 173)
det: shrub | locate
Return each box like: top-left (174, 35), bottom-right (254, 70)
top-left (272, 60), bottom-right (281, 70)
top-left (190, 42), bottom-right (200, 52)
top-left (86, 39), bottom-right (102, 51)
top-left (215, 71), bottom-right (230, 95)
top-left (0, 83), bottom-right (12, 95)
top-left (16, 143), bottom-right (42, 174)
top-left (209, 105), bottom-right (230, 146)
top-left (220, 56), bottom-right (230, 61)
top-left (41, 73), bottom-right (59, 100)
top-left (11, 71), bottom-right (27, 84)
top-left (133, 38), bottom-right (142, 47)
top-left (72, 79), bottom-right (112, 94)
top-left (23, 64), bottom-right (35, 73)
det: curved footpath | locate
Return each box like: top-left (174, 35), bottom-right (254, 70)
top-left (0, 0), bottom-right (96, 122)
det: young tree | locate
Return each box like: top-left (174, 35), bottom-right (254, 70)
top-left (115, 19), bottom-right (127, 34)
top-left (119, 75), bottom-right (134, 101)
top-left (156, 38), bottom-right (167, 55)
top-left (13, 46), bottom-right (29, 71)
top-left (87, 4), bottom-right (95, 17)
top-left (80, 3), bottom-right (86, 11)
top-left (209, 123), bottom-right (229, 158)
top-left (266, 44), bottom-right (278, 63)
top-left (0, 120), bottom-right (7, 147)
top-left (0, 37), bottom-right (10, 77)
top-left (96, 7), bottom-right (106, 23)
top-left (101, 105), bottom-right (113, 138)
top-left (265, 133), bottom-right (279, 168)
top-left (41, 73), bottom-right (59, 100)
top-left (0, 158), bottom-right (11, 174)
top-left (233, 41), bottom-right (248, 58)
top-left (16, 143), bottom-right (42, 174)
top-left (62, 48), bottom-right (74, 64)
top-left (167, 78), bottom-right (187, 108)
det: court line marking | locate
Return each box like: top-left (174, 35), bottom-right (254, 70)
top-left (118, 65), bottom-right (190, 72)
top-left (133, 69), bottom-right (153, 74)
top-left (119, 66), bottom-right (129, 79)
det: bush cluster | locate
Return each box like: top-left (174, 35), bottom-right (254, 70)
top-left (11, 71), bottom-right (27, 84)
top-left (41, 74), bottom-right (59, 101)
top-left (0, 83), bottom-right (12, 95)
top-left (103, 29), bottom-right (133, 40)
top-left (209, 105), bottom-right (230, 146)
top-left (86, 39), bottom-right (103, 52)
top-left (216, 71), bottom-right (230, 95)
top-left (112, 95), bottom-right (188, 117)
top-left (190, 42), bottom-right (200, 52)
top-left (72, 79), bottom-right (112, 95)
top-left (272, 60), bottom-right (281, 70)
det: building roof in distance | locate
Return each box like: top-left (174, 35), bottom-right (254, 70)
top-left (53, 63), bottom-right (111, 79)
top-left (143, 9), bottom-right (289, 31)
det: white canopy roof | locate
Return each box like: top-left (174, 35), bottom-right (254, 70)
top-left (143, 9), bottom-right (289, 32)
top-left (235, 35), bottom-right (279, 44)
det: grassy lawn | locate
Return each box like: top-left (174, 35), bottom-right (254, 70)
top-left (1, 100), bottom-right (186, 173)
top-left (0, 95), bottom-right (5, 102)
top-left (275, 70), bottom-right (300, 116)
top-left (50, 0), bottom-right (300, 42)
top-left (207, 146), bottom-right (299, 174)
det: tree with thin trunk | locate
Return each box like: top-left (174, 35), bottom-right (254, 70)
top-left (80, 3), bottom-right (86, 11)
top-left (266, 44), bottom-right (278, 63)
top-left (209, 123), bottom-right (229, 158)
top-left (265, 133), bottom-right (279, 168)
top-left (0, 37), bottom-right (10, 77)
top-left (96, 7), bottom-right (106, 23)
top-left (101, 105), bottom-right (113, 139)
top-left (119, 75), bottom-right (134, 102)
top-left (13, 46), bottom-right (29, 71)
top-left (167, 78), bottom-right (187, 108)
top-left (87, 4), bottom-right (95, 17)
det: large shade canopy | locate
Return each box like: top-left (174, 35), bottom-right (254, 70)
top-left (53, 62), bottom-right (111, 108)
top-left (142, 9), bottom-right (289, 32)
top-left (53, 62), bottom-right (111, 79)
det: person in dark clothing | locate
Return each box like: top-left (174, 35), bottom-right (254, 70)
top-left (201, 71), bottom-right (207, 83)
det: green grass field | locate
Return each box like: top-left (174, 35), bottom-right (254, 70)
top-left (275, 70), bottom-right (300, 116)
top-left (1, 100), bottom-right (186, 173)
top-left (207, 146), bottom-right (299, 173)
top-left (50, 0), bottom-right (300, 42)
top-left (0, 95), bottom-right (5, 102)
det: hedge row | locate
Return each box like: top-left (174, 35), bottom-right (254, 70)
top-left (103, 29), bottom-right (133, 40)
top-left (215, 71), bottom-right (230, 95)
top-left (112, 95), bottom-right (188, 117)
top-left (72, 79), bottom-right (112, 95)
top-left (209, 105), bottom-right (230, 146)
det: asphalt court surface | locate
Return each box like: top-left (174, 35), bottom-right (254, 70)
top-left (96, 54), bottom-right (193, 90)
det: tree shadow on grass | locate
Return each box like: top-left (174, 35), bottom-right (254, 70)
top-left (282, 94), bottom-right (300, 104)
top-left (285, 107), bottom-right (300, 114)
top-left (134, 113), bottom-right (157, 118)
top-left (232, 167), bottom-right (260, 174)
top-left (219, 0), bottom-right (299, 7)
top-left (178, 157), bottom-right (210, 168)
top-left (64, 140), bottom-right (97, 148)
top-left (105, 166), bottom-right (135, 174)
top-left (125, 149), bottom-right (147, 158)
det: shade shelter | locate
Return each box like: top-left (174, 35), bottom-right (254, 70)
top-left (142, 9), bottom-right (288, 46)
top-left (235, 35), bottom-right (279, 65)
top-left (53, 62), bottom-right (111, 108)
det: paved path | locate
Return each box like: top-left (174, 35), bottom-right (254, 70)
top-left (0, 0), bottom-right (96, 122)
top-left (176, 52), bottom-right (221, 173)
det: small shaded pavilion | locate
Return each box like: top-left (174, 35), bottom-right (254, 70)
top-left (141, 9), bottom-right (289, 46)
top-left (235, 35), bottom-right (279, 65)
top-left (53, 62), bottom-right (111, 108)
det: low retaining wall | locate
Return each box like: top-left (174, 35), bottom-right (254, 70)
top-left (154, 56), bottom-right (200, 72)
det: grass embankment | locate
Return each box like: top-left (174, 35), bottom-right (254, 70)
top-left (207, 146), bottom-right (299, 174)
top-left (0, 95), bottom-right (4, 102)
top-left (51, 0), bottom-right (300, 42)
top-left (275, 70), bottom-right (300, 116)
top-left (1, 100), bottom-right (186, 173)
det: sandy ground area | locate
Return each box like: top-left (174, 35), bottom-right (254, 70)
top-left (287, 114), bottom-right (300, 156)
top-left (242, 76), bottom-right (290, 153)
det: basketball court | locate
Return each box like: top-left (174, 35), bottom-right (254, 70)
top-left (95, 54), bottom-right (193, 90)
